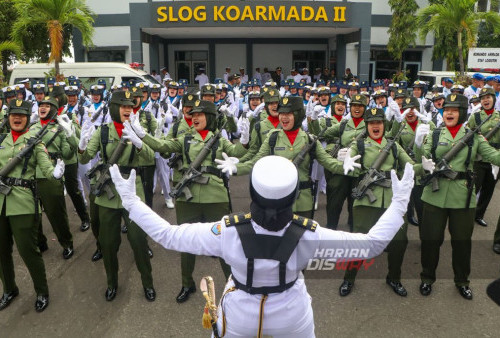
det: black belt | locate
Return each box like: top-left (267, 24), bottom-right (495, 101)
top-left (48, 152), bottom-right (61, 160)
top-left (232, 276), bottom-right (297, 295)
top-left (435, 171), bottom-right (468, 180)
top-left (299, 181), bottom-right (313, 190)
top-left (119, 166), bottom-right (143, 176)
top-left (2, 177), bottom-right (36, 188)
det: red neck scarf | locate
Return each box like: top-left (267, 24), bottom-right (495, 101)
top-left (113, 121), bottom-right (124, 138)
top-left (352, 117), bottom-right (363, 127)
top-left (485, 108), bottom-right (494, 115)
top-left (11, 130), bottom-right (28, 143)
top-left (284, 128), bottom-right (300, 145)
top-left (447, 124), bottom-right (462, 139)
top-left (198, 129), bottom-right (209, 140)
top-left (333, 114), bottom-right (343, 122)
top-left (408, 119), bottom-right (419, 131)
top-left (133, 107), bottom-right (140, 114)
top-left (57, 107), bottom-right (64, 115)
top-left (185, 116), bottom-right (193, 127)
top-left (267, 115), bottom-right (280, 128)
top-left (369, 136), bottom-right (382, 144)
top-left (40, 119), bottom-right (52, 127)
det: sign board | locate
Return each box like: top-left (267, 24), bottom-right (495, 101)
top-left (468, 48), bottom-right (500, 71)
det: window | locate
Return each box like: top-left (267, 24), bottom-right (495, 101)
top-left (88, 50), bottom-right (126, 63)
top-left (292, 50), bottom-right (326, 74)
top-left (78, 77), bottom-right (115, 90)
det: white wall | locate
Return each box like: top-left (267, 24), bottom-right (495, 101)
top-left (252, 44), bottom-right (327, 77)
top-left (215, 44), bottom-right (246, 80)
top-left (87, 0), bottom-right (147, 14)
top-left (345, 43), bottom-right (358, 75)
top-left (142, 42), bottom-right (150, 73)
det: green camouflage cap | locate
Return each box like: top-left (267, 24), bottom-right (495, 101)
top-left (402, 96), bottom-right (420, 110)
top-left (350, 94), bottom-right (367, 106)
top-left (8, 99), bottom-right (31, 116)
top-left (40, 95), bottom-right (59, 108)
top-left (332, 94), bottom-right (347, 103)
top-left (363, 107), bottom-right (385, 122)
top-left (479, 87), bottom-right (495, 98)
top-left (200, 84), bottom-right (216, 96)
top-left (278, 96), bottom-right (305, 130)
top-left (129, 86), bottom-right (143, 98)
top-left (189, 100), bottom-right (217, 115)
top-left (262, 88), bottom-right (280, 103)
top-left (443, 93), bottom-right (468, 109)
top-left (110, 91), bottom-right (135, 106)
top-left (394, 89), bottom-right (407, 99)
top-left (50, 85), bottom-right (65, 97)
top-left (181, 92), bottom-right (198, 107)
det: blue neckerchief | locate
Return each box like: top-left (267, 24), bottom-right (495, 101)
top-left (471, 85), bottom-right (477, 92)
top-left (141, 100), bottom-right (149, 109)
top-left (93, 102), bottom-right (101, 110)
top-left (303, 99), bottom-right (308, 105)
top-left (324, 104), bottom-right (331, 114)
top-left (168, 96), bottom-right (175, 103)
top-left (68, 105), bottom-right (75, 113)
top-left (438, 108), bottom-right (444, 116)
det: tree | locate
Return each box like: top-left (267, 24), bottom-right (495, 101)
top-left (417, 0), bottom-right (500, 76)
top-left (387, 0), bottom-right (419, 73)
top-left (11, 0), bottom-right (95, 75)
top-left (0, 0), bottom-right (19, 80)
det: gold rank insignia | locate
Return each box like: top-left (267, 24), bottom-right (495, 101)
top-left (482, 88), bottom-right (487, 93)
top-left (139, 83), bottom-right (144, 88)
top-left (371, 108), bottom-right (377, 115)
top-left (15, 86), bottom-right (20, 91)
top-left (263, 87), bottom-right (268, 92)
top-left (45, 96), bottom-right (50, 100)
top-left (125, 92), bottom-right (131, 98)
top-left (16, 99), bottom-right (22, 107)
top-left (356, 95), bottom-right (360, 100)
top-left (269, 90), bottom-right (274, 95)
top-left (283, 98), bottom-right (288, 104)
top-left (398, 89), bottom-right (403, 93)
top-left (206, 85), bottom-right (211, 90)
top-left (450, 95), bottom-right (456, 101)
top-left (339, 94), bottom-right (344, 99)
top-left (132, 87), bottom-right (137, 92)
top-left (376, 90), bottom-right (381, 95)
top-left (195, 100), bottom-right (200, 106)
top-left (188, 95), bottom-right (193, 100)
top-left (406, 98), bottom-right (411, 104)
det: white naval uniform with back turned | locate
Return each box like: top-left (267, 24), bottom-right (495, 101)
top-left (113, 156), bottom-right (414, 338)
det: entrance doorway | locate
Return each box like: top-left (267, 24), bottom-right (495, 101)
top-left (175, 51), bottom-right (208, 84)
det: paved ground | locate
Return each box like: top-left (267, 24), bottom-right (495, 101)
top-left (1, 175), bottom-right (499, 337)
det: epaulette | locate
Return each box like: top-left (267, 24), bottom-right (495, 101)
top-left (291, 214), bottom-right (317, 232)
top-left (224, 212), bottom-right (252, 227)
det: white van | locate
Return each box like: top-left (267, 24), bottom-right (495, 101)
top-left (9, 62), bottom-right (161, 89)
top-left (417, 71), bottom-right (493, 86)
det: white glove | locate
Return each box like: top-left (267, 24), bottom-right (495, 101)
top-left (167, 101), bottom-right (179, 117)
top-left (394, 108), bottom-right (410, 123)
top-left (226, 92), bottom-right (235, 105)
top-left (215, 152), bottom-right (239, 175)
top-left (343, 151), bottom-right (362, 175)
top-left (337, 147), bottom-right (350, 162)
top-left (219, 104), bottom-right (232, 117)
top-left (52, 159), bottom-right (65, 179)
top-left (279, 87), bottom-right (286, 97)
top-left (130, 114), bottom-right (147, 138)
top-left (57, 115), bottom-right (74, 138)
top-left (306, 98), bottom-right (317, 117)
top-left (155, 116), bottom-right (165, 138)
top-left (342, 112), bottom-right (351, 121)
top-left (109, 164), bottom-right (141, 210)
top-left (388, 101), bottom-right (400, 121)
top-left (78, 122), bottom-right (94, 151)
top-left (391, 163), bottom-right (415, 204)
top-left (123, 121), bottom-right (143, 149)
top-left (414, 109), bottom-right (431, 123)
top-left (414, 124), bottom-right (430, 148)
top-left (492, 165), bottom-right (500, 180)
top-left (384, 107), bottom-right (394, 121)
top-left (233, 87), bottom-right (241, 101)
top-left (238, 117), bottom-right (250, 145)
top-left (30, 111), bottom-right (39, 124)
top-left (311, 105), bottom-right (325, 121)
top-left (421, 156), bottom-right (435, 174)
top-left (253, 102), bottom-right (265, 117)
top-left (471, 103), bottom-right (482, 115)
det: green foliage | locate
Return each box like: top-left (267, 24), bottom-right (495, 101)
top-left (387, 0), bottom-right (419, 72)
top-left (417, 0), bottom-right (500, 75)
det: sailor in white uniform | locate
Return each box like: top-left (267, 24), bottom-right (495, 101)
top-left (109, 156), bottom-right (414, 338)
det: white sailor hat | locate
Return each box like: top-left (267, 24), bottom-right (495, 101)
top-left (251, 156), bottom-right (298, 201)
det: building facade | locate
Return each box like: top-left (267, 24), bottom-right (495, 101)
top-left (73, 0), bottom-right (441, 83)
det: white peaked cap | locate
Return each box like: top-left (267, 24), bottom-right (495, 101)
top-left (251, 156), bottom-right (298, 200)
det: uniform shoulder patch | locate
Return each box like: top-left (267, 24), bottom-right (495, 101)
top-left (211, 222), bottom-right (222, 236)
top-left (224, 212), bottom-right (251, 227)
top-left (291, 214), bottom-right (317, 232)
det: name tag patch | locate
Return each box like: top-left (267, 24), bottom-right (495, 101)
top-left (274, 147), bottom-right (286, 151)
top-left (438, 142), bottom-right (448, 146)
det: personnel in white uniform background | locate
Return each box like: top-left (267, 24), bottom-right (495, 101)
top-left (196, 68), bottom-right (210, 89)
top-left (464, 73), bottom-right (485, 100)
top-left (109, 156), bottom-right (415, 338)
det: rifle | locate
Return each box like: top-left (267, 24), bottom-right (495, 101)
top-left (351, 124), bottom-right (405, 203)
top-left (90, 101), bottom-right (109, 123)
top-left (483, 119), bottom-right (500, 141)
top-left (169, 122), bottom-right (227, 201)
top-left (0, 111), bottom-right (56, 195)
top-left (87, 138), bottom-right (128, 199)
top-left (421, 114), bottom-right (493, 192)
top-left (329, 126), bottom-right (366, 158)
